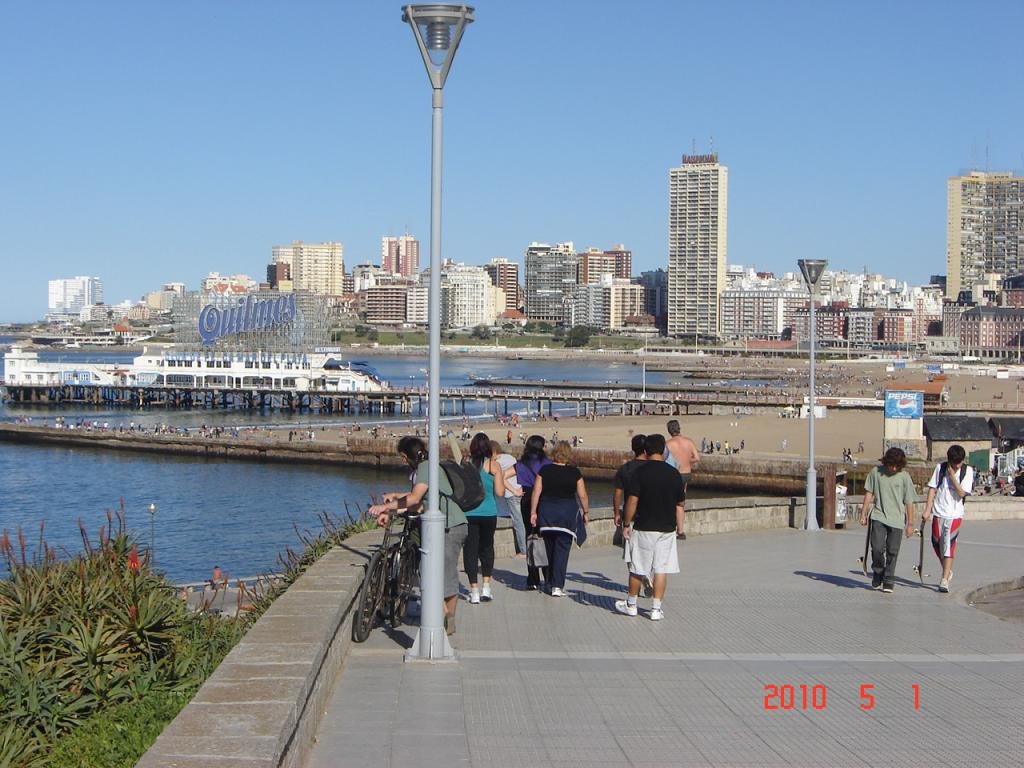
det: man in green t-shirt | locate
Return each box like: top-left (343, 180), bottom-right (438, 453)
top-left (859, 447), bottom-right (918, 593)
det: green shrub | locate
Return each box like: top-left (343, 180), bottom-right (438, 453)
top-left (44, 691), bottom-right (190, 768)
top-left (1, 505), bottom-right (373, 767)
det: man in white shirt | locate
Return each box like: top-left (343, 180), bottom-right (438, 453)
top-left (922, 444), bottom-right (974, 593)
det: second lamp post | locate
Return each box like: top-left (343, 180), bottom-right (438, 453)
top-left (798, 259), bottom-right (827, 532)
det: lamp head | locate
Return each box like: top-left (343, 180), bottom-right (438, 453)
top-left (402, 4), bottom-right (474, 90)
top-left (147, 503), bottom-right (157, 515)
top-left (798, 259), bottom-right (828, 291)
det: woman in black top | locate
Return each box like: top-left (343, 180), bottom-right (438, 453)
top-left (529, 441), bottom-right (589, 596)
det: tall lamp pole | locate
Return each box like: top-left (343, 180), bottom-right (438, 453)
top-left (401, 3), bottom-right (474, 661)
top-left (798, 259), bottom-right (827, 532)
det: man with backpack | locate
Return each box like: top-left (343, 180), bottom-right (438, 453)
top-left (922, 444), bottom-right (974, 593)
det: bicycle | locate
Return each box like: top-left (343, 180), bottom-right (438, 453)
top-left (352, 511), bottom-right (420, 643)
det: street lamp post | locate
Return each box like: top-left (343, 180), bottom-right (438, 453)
top-left (147, 503), bottom-right (157, 568)
top-left (401, 3), bottom-right (474, 661)
top-left (798, 259), bottom-right (827, 532)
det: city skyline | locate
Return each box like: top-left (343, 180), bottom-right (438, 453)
top-left (2, 1), bottom-right (1023, 322)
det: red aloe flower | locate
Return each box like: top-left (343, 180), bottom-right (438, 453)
top-left (127, 544), bottom-right (141, 572)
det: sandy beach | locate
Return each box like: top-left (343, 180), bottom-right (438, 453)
top-left (269, 358), bottom-right (1022, 465)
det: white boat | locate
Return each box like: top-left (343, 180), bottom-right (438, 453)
top-left (2, 346), bottom-right (388, 393)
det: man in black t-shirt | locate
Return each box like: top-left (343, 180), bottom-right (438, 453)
top-left (616, 434), bottom-right (685, 621)
top-left (612, 434), bottom-right (647, 528)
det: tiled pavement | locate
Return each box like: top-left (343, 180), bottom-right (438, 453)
top-left (306, 522), bottom-right (1024, 767)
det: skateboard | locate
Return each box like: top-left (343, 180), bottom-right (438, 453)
top-left (858, 518), bottom-right (871, 577)
top-left (911, 519), bottom-right (926, 583)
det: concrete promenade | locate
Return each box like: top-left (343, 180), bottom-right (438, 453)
top-left (306, 522), bottom-right (1024, 768)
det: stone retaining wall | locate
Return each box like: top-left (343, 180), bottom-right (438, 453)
top-left (136, 531), bottom-right (378, 768)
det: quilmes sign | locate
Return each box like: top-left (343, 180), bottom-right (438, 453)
top-left (198, 294), bottom-right (298, 345)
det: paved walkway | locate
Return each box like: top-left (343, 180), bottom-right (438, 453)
top-left (306, 522), bottom-right (1024, 768)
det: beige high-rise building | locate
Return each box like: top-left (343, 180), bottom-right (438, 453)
top-left (272, 241), bottom-right (345, 294)
top-left (947, 171), bottom-right (1024, 300)
top-left (484, 257), bottom-right (520, 311)
top-left (579, 246), bottom-right (632, 284)
top-left (667, 154), bottom-right (728, 337)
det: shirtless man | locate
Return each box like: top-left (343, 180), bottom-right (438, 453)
top-left (665, 419), bottom-right (700, 539)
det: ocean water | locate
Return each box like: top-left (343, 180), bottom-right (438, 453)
top-left (1, 344), bottom-right (689, 581)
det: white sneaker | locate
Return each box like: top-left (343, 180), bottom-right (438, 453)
top-left (481, 582), bottom-right (493, 601)
top-left (469, 587), bottom-right (480, 604)
top-left (614, 599), bottom-right (638, 616)
top-left (938, 578), bottom-right (949, 593)
top-left (550, 587), bottom-right (566, 597)
top-left (649, 608), bottom-right (665, 621)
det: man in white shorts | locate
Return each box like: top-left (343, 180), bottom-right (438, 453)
top-left (615, 433), bottom-right (685, 621)
top-left (922, 444), bottom-right (974, 593)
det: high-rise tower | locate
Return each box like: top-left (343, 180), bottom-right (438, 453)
top-left (947, 171), bottom-right (1024, 300)
top-left (667, 154), bottom-right (728, 337)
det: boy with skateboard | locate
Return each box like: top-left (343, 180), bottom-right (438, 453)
top-left (922, 444), bottom-right (974, 593)
top-left (859, 447), bottom-right (918, 593)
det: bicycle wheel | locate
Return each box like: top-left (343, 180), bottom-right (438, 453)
top-left (389, 543), bottom-right (419, 628)
top-left (352, 549), bottom-right (387, 643)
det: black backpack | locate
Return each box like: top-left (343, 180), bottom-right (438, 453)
top-left (439, 459), bottom-right (485, 514)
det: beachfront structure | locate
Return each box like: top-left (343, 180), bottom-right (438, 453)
top-left (570, 275), bottom-right (645, 330)
top-left (382, 234), bottom-right (420, 278)
top-left (48, 276), bottom-right (103, 321)
top-left (947, 170), bottom-right (1024, 301)
top-left (484, 258), bottom-right (520, 312)
top-left (959, 306), bottom-right (1024, 360)
top-left (524, 242), bottom-right (579, 324)
top-left (6, 290), bottom-right (386, 395)
top-left (668, 154), bottom-right (728, 338)
top-left (271, 241), bottom-right (345, 295)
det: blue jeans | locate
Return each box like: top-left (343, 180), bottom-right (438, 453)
top-left (504, 495), bottom-right (527, 554)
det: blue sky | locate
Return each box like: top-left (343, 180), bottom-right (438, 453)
top-left (1, 0), bottom-right (1022, 322)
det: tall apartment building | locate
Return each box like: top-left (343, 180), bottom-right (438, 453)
top-left (382, 234), bottom-right (420, 278)
top-left (668, 154), bottom-right (728, 337)
top-left (271, 241), bottom-right (345, 294)
top-left (484, 257), bottom-right (520, 311)
top-left (947, 170), bottom-right (1024, 300)
top-left (792, 303), bottom-right (848, 344)
top-left (847, 307), bottom-right (882, 346)
top-left (364, 286), bottom-right (409, 325)
top-left (570, 275), bottom-right (645, 330)
top-left (47, 276), bottom-right (103, 320)
top-left (440, 263), bottom-right (494, 329)
top-left (579, 245), bottom-right (632, 284)
top-left (406, 284), bottom-right (429, 325)
top-left (524, 242), bottom-right (578, 324)
top-left (719, 288), bottom-right (808, 339)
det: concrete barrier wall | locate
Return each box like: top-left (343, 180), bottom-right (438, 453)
top-left (136, 530), bottom-right (378, 768)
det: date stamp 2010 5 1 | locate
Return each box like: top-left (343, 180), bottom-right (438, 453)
top-left (762, 684), bottom-right (921, 711)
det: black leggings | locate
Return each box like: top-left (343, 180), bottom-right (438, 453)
top-left (464, 516), bottom-right (497, 583)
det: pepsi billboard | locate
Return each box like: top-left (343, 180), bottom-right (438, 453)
top-left (884, 390), bottom-right (923, 419)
